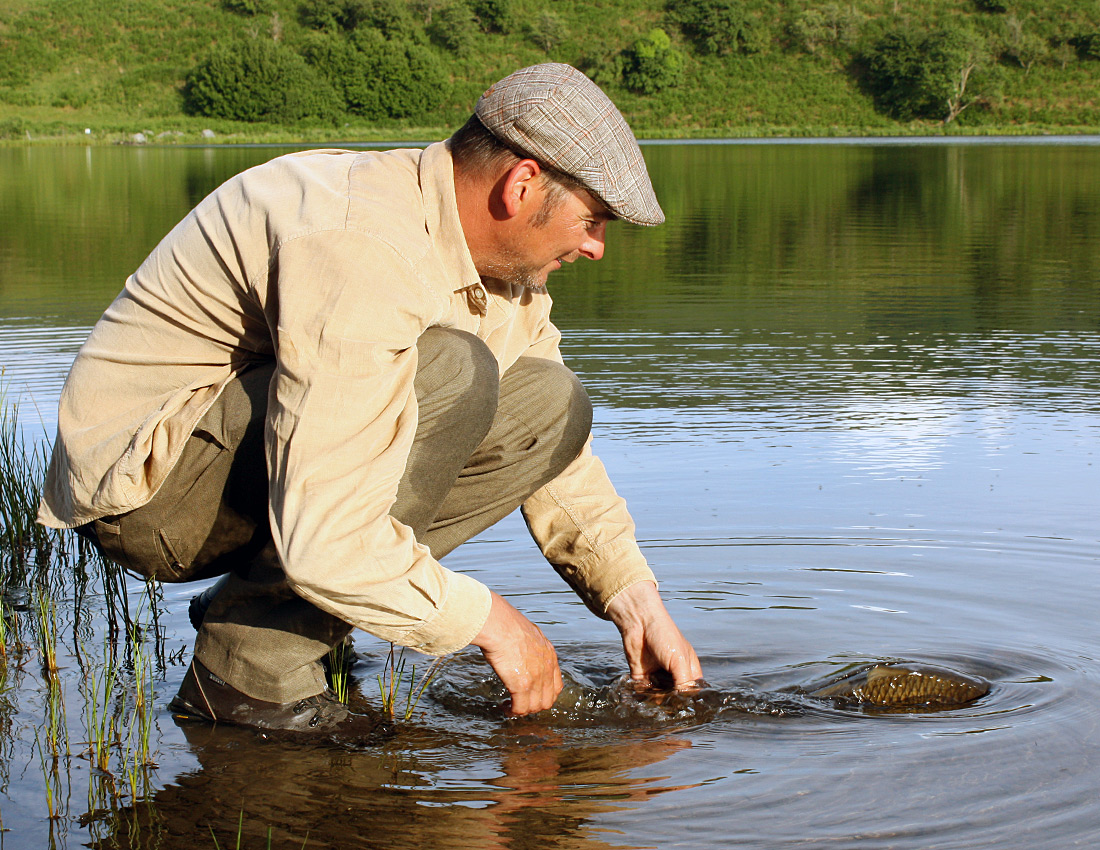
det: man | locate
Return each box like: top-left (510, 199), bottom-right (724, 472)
top-left (38, 63), bottom-right (702, 742)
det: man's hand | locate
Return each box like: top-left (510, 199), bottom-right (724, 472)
top-left (605, 581), bottom-right (703, 688)
top-left (471, 591), bottom-right (564, 716)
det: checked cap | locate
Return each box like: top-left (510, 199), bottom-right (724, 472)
top-left (475, 63), bottom-right (664, 226)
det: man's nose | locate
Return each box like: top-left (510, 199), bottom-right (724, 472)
top-left (580, 222), bottom-right (606, 261)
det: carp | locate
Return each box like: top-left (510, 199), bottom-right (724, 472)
top-left (807, 662), bottom-right (990, 711)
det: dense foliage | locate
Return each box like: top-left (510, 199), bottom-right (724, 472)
top-left (0, 0), bottom-right (1099, 136)
top-left (621, 29), bottom-right (684, 94)
top-left (185, 39), bottom-right (341, 122)
top-left (861, 26), bottom-right (997, 123)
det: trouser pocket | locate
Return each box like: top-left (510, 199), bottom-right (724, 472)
top-left (91, 366), bottom-right (274, 583)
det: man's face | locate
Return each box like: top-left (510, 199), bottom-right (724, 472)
top-left (487, 182), bottom-right (611, 291)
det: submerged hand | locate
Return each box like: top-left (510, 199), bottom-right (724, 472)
top-left (471, 591), bottom-right (563, 716)
top-left (605, 581), bottom-right (703, 689)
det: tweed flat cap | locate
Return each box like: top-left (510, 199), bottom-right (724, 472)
top-left (476, 63), bottom-right (664, 226)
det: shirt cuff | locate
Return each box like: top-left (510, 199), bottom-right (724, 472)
top-left (400, 570), bottom-right (493, 656)
top-left (553, 539), bottom-right (658, 619)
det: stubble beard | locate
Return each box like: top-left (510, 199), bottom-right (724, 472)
top-left (479, 193), bottom-right (568, 292)
top-left (483, 255), bottom-right (549, 292)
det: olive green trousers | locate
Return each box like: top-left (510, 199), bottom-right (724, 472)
top-left (86, 328), bottom-right (592, 702)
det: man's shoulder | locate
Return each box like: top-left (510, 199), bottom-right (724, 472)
top-left (221, 147), bottom-right (433, 259)
top-left (344, 148), bottom-right (429, 243)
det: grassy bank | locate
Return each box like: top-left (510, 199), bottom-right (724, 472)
top-left (1, 0), bottom-right (1099, 143)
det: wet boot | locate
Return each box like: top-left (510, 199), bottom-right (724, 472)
top-left (169, 658), bottom-right (392, 746)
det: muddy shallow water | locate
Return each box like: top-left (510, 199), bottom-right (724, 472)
top-left (1, 140), bottom-right (1099, 848)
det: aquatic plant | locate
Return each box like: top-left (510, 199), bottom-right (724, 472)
top-left (210, 811), bottom-right (310, 849)
top-left (326, 640), bottom-right (352, 705)
top-left (377, 643), bottom-right (447, 722)
top-left (0, 397), bottom-right (54, 571)
top-left (35, 585), bottom-right (60, 678)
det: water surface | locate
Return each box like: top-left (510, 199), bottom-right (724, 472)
top-left (1, 140), bottom-right (1099, 848)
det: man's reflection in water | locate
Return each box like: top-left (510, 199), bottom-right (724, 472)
top-left (88, 717), bottom-right (694, 850)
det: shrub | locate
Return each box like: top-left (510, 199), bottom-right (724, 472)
top-left (299, 0), bottom-right (349, 31)
top-left (185, 39), bottom-right (341, 122)
top-left (428, 2), bottom-right (479, 54)
top-left (1073, 32), bottom-right (1100, 61)
top-left (788, 3), bottom-right (863, 54)
top-left (468, 0), bottom-right (512, 33)
top-left (973, 0), bottom-right (1008, 12)
top-left (223, 0), bottom-right (273, 15)
top-left (621, 28), bottom-right (684, 94)
top-left (299, 0), bottom-right (415, 37)
top-left (861, 25), bottom-right (996, 123)
top-left (302, 29), bottom-right (447, 118)
top-left (666, 0), bottom-right (767, 56)
top-left (1000, 14), bottom-right (1047, 71)
top-left (0, 117), bottom-right (28, 140)
top-left (527, 10), bottom-right (566, 52)
top-left (352, 0), bottom-right (419, 39)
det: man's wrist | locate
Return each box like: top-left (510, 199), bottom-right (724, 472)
top-left (605, 580), bottom-right (661, 631)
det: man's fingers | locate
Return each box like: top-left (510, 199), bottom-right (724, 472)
top-left (607, 581), bottom-right (704, 690)
top-left (472, 591), bottom-right (564, 716)
top-left (505, 664), bottom-right (563, 715)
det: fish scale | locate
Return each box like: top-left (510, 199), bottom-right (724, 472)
top-left (810, 663), bottom-right (990, 708)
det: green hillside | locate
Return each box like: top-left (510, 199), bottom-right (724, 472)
top-left (1, 0), bottom-right (1098, 143)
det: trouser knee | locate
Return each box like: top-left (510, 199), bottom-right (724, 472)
top-left (500, 356), bottom-right (593, 480)
top-left (413, 327), bottom-right (499, 425)
top-left (390, 328), bottom-right (500, 537)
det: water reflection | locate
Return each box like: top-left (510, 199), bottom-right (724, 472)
top-left (92, 716), bottom-right (694, 850)
top-left (2, 141), bottom-right (1100, 848)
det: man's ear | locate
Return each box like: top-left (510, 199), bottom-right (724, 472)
top-left (499, 159), bottom-right (543, 219)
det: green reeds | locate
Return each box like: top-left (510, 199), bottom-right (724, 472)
top-left (0, 594), bottom-right (15, 659)
top-left (0, 396), bottom-right (51, 565)
top-left (326, 640), bottom-right (352, 705)
top-left (0, 394), bottom-right (170, 843)
top-left (81, 610), bottom-right (160, 811)
top-left (376, 643), bottom-right (447, 722)
top-left (1, 391), bottom-right (148, 639)
top-left (211, 813), bottom-right (308, 850)
top-left (83, 634), bottom-right (120, 778)
top-left (124, 615), bottom-right (157, 773)
top-left (35, 585), bottom-right (60, 678)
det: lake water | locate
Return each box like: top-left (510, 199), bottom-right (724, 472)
top-left (1, 139), bottom-right (1099, 848)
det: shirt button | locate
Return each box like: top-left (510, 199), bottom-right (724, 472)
top-left (465, 285), bottom-right (488, 316)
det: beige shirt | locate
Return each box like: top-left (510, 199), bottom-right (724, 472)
top-left (38, 142), bottom-right (656, 655)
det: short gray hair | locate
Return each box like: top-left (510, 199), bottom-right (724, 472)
top-left (448, 114), bottom-right (595, 224)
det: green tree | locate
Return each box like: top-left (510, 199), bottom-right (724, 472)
top-left (862, 25), bottom-right (996, 123)
top-left (468, 0), bottom-right (512, 33)
top-left (299, 0), bottom-right (349, 31)
top-left (1073, 32), bottom-right (1100, 61)
top-left (621, 28), bottom-right (684, 94)
top-left (185, 38), bottom-right (341, 122)
top-left (1000, 14), bottom-right (1047, 72)
top-left (428, 2), bottom-right (479, 54)
top-left (302, 28), bottom-right (447, 119)
top-left (666, 0), bottom-right (766, 56)
top-left (299, 0), bottom-right (416, 37)
top-left (527, 10), bottom-right (566, 52)
top-left (789, 3), bottom-right (863, 54)
top-left (223, 0), bottom-right (273, 15)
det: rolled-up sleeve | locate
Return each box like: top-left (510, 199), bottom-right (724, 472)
top-left (520, 319), bottom-right (657, 618)
top-left (263, 231), bottom-right (492, 655)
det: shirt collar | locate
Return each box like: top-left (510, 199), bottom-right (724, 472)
top-left (419, 142), bottom-right (481, 297)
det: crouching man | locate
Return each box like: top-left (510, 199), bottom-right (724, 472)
top-left (38, 63), bottom-right (702, 744)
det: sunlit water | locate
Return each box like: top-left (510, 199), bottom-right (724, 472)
top-left (1, 140), bottom-right (1099, 848)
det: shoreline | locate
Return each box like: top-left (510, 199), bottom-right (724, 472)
top-left (4, 125), bottom-right (1100, 148)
